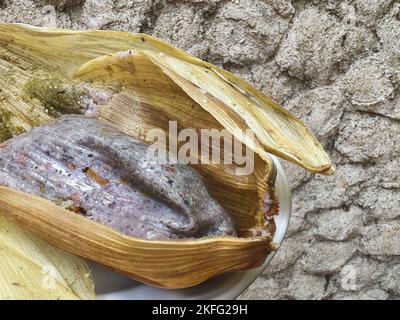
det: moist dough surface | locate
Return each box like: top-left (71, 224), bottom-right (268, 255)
top-left (0, 115), bottom-right (236, 239)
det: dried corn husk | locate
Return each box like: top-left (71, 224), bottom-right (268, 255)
top-left (0, 23), bottom-right (333, 288)
top-left (0, 187), bottom-right (273, 289)
top-left (0, 216), bottom-right (95, 300)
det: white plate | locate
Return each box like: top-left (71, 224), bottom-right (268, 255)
top-left (91, 155), bottom-right (291, 300)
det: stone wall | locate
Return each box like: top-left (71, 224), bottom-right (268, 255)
top-left (1, 0), bottom-right (399, 300)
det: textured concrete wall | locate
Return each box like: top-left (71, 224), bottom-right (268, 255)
top-left (1, 0), bottom-right (399, 300)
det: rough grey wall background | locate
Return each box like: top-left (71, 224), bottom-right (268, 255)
top-left (1, 0), bottom-right (399, 300)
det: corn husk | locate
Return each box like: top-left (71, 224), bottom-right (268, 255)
top-left (0, 187), bottom-right (274, 289)
top-left (0, 23), bottom-right (334, 289)
top-left (0, 216), bottom-right (95, 300)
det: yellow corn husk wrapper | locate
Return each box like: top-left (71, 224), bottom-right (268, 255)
top-left (0, 216), bottom-right (95, 300)
top-left (0, 23), bottom-right (334, 289)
